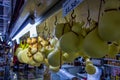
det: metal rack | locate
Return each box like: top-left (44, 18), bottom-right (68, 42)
top-left (0, 44), bottom-right (12, 80)
top-left (104, 58), bottom-right (120, 62)
top-left (0, 57), bottom-right (5, 80)
top-left (104, 64), bottom-right (120, 68)
top-left (102, 54), bottom-right (120, 79)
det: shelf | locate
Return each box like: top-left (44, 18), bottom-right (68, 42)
top-left (104, 58), bottom-right (120, 62)
top-left (76, 73), bottom-right (87, 79)
top-left (91, 58), bottom-right (103, 60)
top-left (117, 54), bottom-right (120, 57)
top-left (62, 64), bottom-right (75, 69)
top-left (104, 64), bottom-right (120, 68)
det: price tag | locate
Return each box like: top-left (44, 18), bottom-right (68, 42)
top-left (30, 26), bottom-right (38, 38)
top-left (62, 0), bottom-right (84, 17)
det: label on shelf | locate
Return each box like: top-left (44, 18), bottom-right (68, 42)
top-left (62, 0), bottom-right (83, 17)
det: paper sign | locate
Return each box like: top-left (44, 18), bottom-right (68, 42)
top-left (30, 26), bottom-right (38, 38)
top-left (63, 0), bottom-right (84, 17)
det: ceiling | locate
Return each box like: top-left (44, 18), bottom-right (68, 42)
top-left (9, 0), bottom-right (65, 41)
top-left (0, 0), bottom-right (65, 43)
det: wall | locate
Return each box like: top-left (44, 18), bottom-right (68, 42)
top-left (36, 0), bottom-right (102, 38)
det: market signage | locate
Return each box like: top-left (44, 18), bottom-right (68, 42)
top-left (30, 26), bottom-right (38, 38)
top-left (62, 0), bottom-right (83, 17)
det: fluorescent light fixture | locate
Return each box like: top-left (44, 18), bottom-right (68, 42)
top-left (12, 21), bottom-right (40, 41)
top-left (12, 23), bottom-right (32, 41)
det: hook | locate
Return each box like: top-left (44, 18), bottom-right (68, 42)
top-left (48, 30), bottom-right (51, 38)
top-left (42, 30), bottom-right (45, 37)
top-left (87, 14), bottom-right (91, 24)
top-left (102, 0), bottom-right (105, 4)
top-left (47, 25), bottom-right (51, 38)
top-left (98, 0), bottom-right (103, 23)
top-left (87, 7), bottom-right (90, 20)
top-left (70, 10), bottom-right (76, 27)
top-left (54, 16), bottom-right (57, 25)
top-left (44, 21), bottom-right (48, 31)
top-left (86, 0), bottom-right (91, 24)
top-left (38, 32), bottom-right (40, 35)
top-left (71, 10), bottom-right (76, 20)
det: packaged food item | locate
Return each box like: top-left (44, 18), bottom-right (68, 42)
top-left (111, 75), bottom-right (115, 80)
top-left (116, 75), bottom-right (120, 80)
